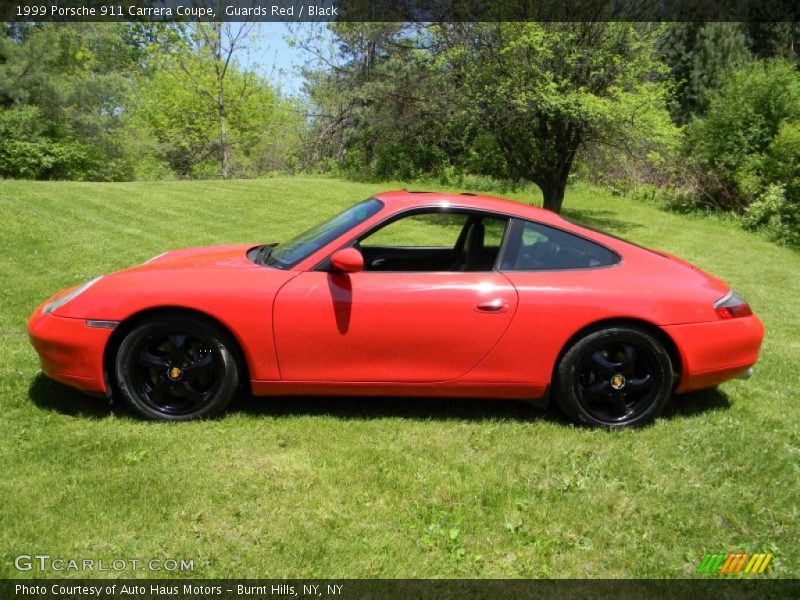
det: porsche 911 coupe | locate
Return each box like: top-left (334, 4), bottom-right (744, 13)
top-left (28, 190), bottom-right (764, 427)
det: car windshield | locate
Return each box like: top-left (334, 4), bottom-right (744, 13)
top-left (266, 198), bottom-right (384, 269)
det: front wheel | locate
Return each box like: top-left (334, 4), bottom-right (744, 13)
top-left (115, 315), bottom-right (240, 421)
top-left (555, 326), bottom-right (674, 428)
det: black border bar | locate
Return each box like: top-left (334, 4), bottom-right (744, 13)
top-left (3, 0), bottom-right (800, 22)
top-left (2, 579), bottom-right (800, 600)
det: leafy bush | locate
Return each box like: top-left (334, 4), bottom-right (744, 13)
top-left (742, 185), bottom-right (800, 246)
top-left (762, 121), bottom-right (800, 200)
top-left (683, 59), bottom-right (800, 243)
top-left (0, 106), bottom-right (52, 179)
top-left (743, 122), bottom-right (800, 244)
top-left (0, 106), bottom-right (123, 180)
top-left (686, 60), bottom-right (800, 201)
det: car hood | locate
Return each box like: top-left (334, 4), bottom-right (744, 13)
top-left (134, 244), bottom-right (259, 271)
top-left (48, 243), bottom-right (294, 320)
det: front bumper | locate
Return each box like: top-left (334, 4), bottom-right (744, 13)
top-left (27, 303), bottom-right (114, 394)
top-left (665, 315), bottom-right (765, 393)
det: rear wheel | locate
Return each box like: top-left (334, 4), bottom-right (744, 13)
top-left (555, 326), bottom-right (673, 428)
top-left (115, 315), bottom-right (239, 421)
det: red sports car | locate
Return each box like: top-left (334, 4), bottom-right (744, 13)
top-left (28, 191), bottom-right (764, 427)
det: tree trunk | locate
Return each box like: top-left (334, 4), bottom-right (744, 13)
top-left (219, 117), bottom-right (229, 180)
top-left (218, 97), bottom-right (229, 180)
top-left (539, 179), bottom-right (566, 213)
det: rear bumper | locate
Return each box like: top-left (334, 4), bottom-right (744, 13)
top-left (27, 304), bottom-right (112, 394)
top-left (665, 315), bottom-right (765, 393)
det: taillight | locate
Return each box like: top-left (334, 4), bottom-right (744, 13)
top-left (714, 289), bottom-right (752, 319)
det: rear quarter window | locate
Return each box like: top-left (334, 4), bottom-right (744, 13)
top-left (500, 219), bottom-right (620, 271)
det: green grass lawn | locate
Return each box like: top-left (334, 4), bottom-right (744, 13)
top-left (0, 177), bottom-right (798, 578)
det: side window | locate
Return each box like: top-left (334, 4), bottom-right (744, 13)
top-left (355, 210), bottom-right (510, 272)
top-left (501, 219), bottom-right (619, 271)
top-left (360, 213), bottom-right (468, 248)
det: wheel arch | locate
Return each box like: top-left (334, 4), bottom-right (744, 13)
top-left (102, 306), bottom-right (252, 396)
top-left (552, 317), bottom-right (682, 386)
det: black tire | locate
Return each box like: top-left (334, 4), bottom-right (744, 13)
top-left (115, 315), bottom-right (240, 421)
top-left (555, 326), bottom-right (674, 428)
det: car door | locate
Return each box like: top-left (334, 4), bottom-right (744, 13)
top-left (272, 210), bottom-right (519, 382)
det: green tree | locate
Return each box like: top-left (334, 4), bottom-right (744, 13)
top-left (300, 23), bottom-right (459, 178)
top-left (659, 23), bottom-right (751, 122)
top-left (139, 23), bottom-right (301, 179)
top-left (303, 23), bottom-right (676, 212)
top-left (742, 22), bottom-right (800, 62)
top-left (0, 23), bottom-right (152, 180)
top-left (189, 22), bottom-right (253, 179)
top-left (135, 51), bottom-right (299, 179)
top-left (436, 23), bottom-right (678, 212)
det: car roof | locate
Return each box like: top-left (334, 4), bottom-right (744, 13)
top-left (373, 189), bottom-right (567, 227)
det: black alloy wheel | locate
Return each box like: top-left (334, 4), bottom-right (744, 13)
top-left (555, 326), bottom-right (674, 428)
top-left (115, 315), bottom-right (240, 421)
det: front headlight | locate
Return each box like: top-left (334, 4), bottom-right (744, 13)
top-left (43, 277), bottom-right (102, 314)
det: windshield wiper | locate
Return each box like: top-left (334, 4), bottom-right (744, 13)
top-left (255, 243), bottom-right (276, 265)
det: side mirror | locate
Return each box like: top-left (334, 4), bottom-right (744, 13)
top-left (330, 247), bottom-right (364, 273)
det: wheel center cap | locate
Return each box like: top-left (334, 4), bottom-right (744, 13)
top-left (610, 373), bottom-right (626, 390)
top-left (168, 366), bottom-right (183, 381)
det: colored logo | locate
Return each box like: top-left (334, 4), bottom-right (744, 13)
top-left (168, 367), bottom-right (182, 380)
top-left (610, 373), bottom-right (626, 389)
top-left (696, 552), bottom-right (773, 574)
